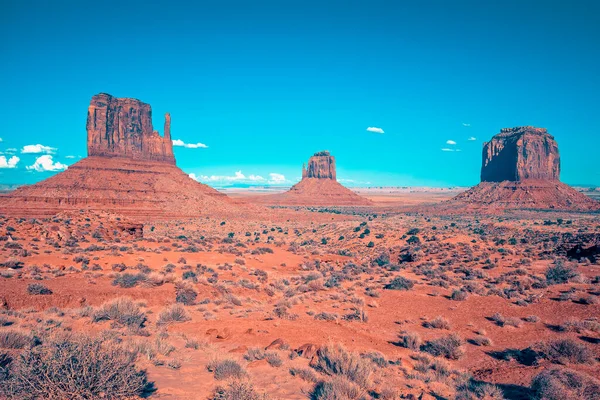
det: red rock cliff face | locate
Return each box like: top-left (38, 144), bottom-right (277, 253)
top-left (87, 93), bottom-right (175, 164)
top-left (302, 151), bottom-right (336, 180)
top-left (481, 126), bottom-right (560, 182)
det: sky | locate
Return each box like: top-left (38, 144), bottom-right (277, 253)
top-left (1, 0), bottom-right (599, 188)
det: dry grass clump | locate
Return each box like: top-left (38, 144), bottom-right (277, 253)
top-left (0, 334), bottom-right (148, 399)
top-left (531, 367), bottom-right (600, 400)
top-left (384, 276), bottom-right (415, 291)
top-left (398, 331), bottom-right (422, 350)
top-left (289, 367), bottom-right (319, 383)
top-left (450, 290), bottom-right (468, 301)
top-left (310, 376), bottom-right (368, 400)
top-left (490, 313), bottom-right (523, 328)
top-left (531, 339), bottom-right (595, 365)
top-left (26, 283), bottom-right (52, 295)
top-left (455, 375), bottom-right (504, 400)
top-left (207, 359), bottom-right (247, 380)
top-left (213, 379), bottom-right (269, 400)
top-left (156, 304), bottom-right (190, 326)
top-left (559, 318), bottom-right (600, 334)
top-left (311, 342), bottom-right (373, 388)
top-left (175, 282), bottom-right (198, 305)
top-left (0, 331), bottom-right (35, 349)
top-left (92, 297), bottom-right (146, 328)
top-left (422, 334), bottom-right (465, 360)
top-left (423, 316), bottom-right (451, 330)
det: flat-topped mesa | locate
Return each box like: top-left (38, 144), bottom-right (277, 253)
top-left (481, 126), bottom-right (560, 182)
top-left (301, 150), bottom-right (336, 180)
top-left (87, 93), bottom-right (175, 164)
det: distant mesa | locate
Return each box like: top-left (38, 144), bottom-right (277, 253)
top-left (447, 126), bottom-right (600, 212)
top-left (0, 93), bottom-right (238, 219)
top-left (87, 93), bottom-right (175, 163)
top-left (251, 151), bottom-right (372, 206)
top-left (481, 126), bottom-right (560, 182)
top-left (302, 150), bottom-right (336, 180)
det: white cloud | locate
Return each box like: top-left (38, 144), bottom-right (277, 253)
top-left (189, 170), bottom-right (288, 185)
top-left (172, 139), bottom-right (208, 149)
top-left (0, 138), bottom-right (3, 142)
top-left (366, 127), bottom-right (384, 134)
top-left (26, 155), bottom-right (68, 172)
top-left (268, 173), bottom-right (286, 184)
top-left (21, 144), bottom-right (57, 154)
top-left (468, 136), bottom-right (477, 141)
top-left (5, 148), bottom-right (17, 154)
top-left (462, 123), bottom-right (471, 127)
top-left (0, 156), bottom-right (19, 169)
top-left (441, 148), bottom-right (455, 152)
top-left (65, 155), bottom-right (76, 159)
top-left (446, 140), bottom-right (457, 145)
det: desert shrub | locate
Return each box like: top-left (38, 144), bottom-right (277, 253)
top-left (531, 367), bottom-right (600, 400)
top-left (0, 334), bottom-right (148, 399)
top-left (310, 376), bottom-right (367, 400)
top-left (92, 297), bottom-right (146, 328)
top-left (157, 304), bottom-right (190, 326)
top-left (451, 290), bottom-right (468, 301)
top-left (384, 277), bottom-right (414, 291)
top-left (545, 261), bottom-right (579, 285)
top-left (26, 283), bottom-right (52, 295)
top-left (423, 316), bottom-right (450, 330)
top-left (560, 319), bottom-right (600, 334)
top-left (399, 331), bottom-right (421, 350)
top-left (112, 273), bottom-right (146, 288)
top-left (0, 331), bottom-right (35, 349)
top-left (266, 352), bottom-right (282, 367)
top-left (422, 334), bottom-right (465, 360)
top-left (470, 336), bottom-right (492, 347)
top-left (532, 339), bottom-right (595, 365)
top-left (290, 367), bottom-right (319, 383)
top-left (213, 380), bottom-right (268, 400)
top-left (490, 313), bottom-right (522, 328)
top-left (182, 271), bottom-right (198, 282)
top-left (207, 359), bottom-right (246, 380)
top-left (314, 312), bottom-right (338, 321)
top-left (312, 343), bottom-right (372, 388)
top-left (175, 283), bottom-right (198, 305)
top-left (455, 376), bottom-right (504, 400)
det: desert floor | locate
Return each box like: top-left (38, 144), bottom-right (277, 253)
top-left (1, 190), bottom-right (599, 399)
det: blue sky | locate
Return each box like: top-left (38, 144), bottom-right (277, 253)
top-left (1, 0), bottom-right (599, 187)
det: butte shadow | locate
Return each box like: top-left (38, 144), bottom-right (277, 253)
top-left (0, 93), bottom-right (239, 219)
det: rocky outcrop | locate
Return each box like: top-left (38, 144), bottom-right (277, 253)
top-left (250, 151), bottom-right (372, 206)
top-left (481, 126), bottom-right (560, 182)
top-left (440, 126), bottom-right (600, 213)
top-left (87, 93), bottom-right (175, 164)
top-left (302, 151), bottom-right (336, 180)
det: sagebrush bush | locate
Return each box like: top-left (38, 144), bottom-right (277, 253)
top-left (545, 261), bottom-right (579, 285)
top-left (112, 273), bottom-right (147, 288)
top-left (208, 359), bottom-right (246, 380)
top-left (532, 339), bottom-right (595, 365)
top-left (422, 334), bottom-right (465, 360)
top-left (384, 277), bottom-right (414, 291)
top-left (0, 334), bottom-right (149, 399)
top-left (312, 343), bottom-right (373, 388)
top-left (175, 283), bottom-right (198, 305)
top-left (399, 331), bottom-right (422, 350)
top-left (310, 376), bottom-right (367, 400)
top-left (213, 380), bottom-right (268, 400)
top-left (531, 367), bottom-right (600, 400)
top-left (0, 331), bottom-right (35, 349)
top-left (157, 304), bottom-right (190, 326)
top-left (26, 283), bottom-right (52, 295)
top-left (92, 297), bottom-right (146, 328)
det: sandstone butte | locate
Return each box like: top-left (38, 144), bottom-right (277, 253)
top-left (0, 93), bottom-right (240, 219)
top-left (447, 126), bottom-right (600, 212)
top-left (251, 151), bottom-right (373, 206)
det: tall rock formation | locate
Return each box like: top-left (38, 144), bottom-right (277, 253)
top-left (444, 126), bottom-right (599, 212)
top-left (251, 151), bottom-right (372, 206)
top-left (302, 151), bottom-right (336, 180)
top-left (481, 127), bottom-right (560, 182)
top-left (0, 93), bottom-right (240, 219)
top-left (87, 93), bottom-right (175, 164)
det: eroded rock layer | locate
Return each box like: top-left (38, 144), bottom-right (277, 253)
top-left (481, 126), bottom-right (560, 182)
top-left (302, 151), bottom-right (336, 180)
top-left (87, 93), bottom-right (175, 164)
top-left (0, 157), bottom-right (238, 218)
